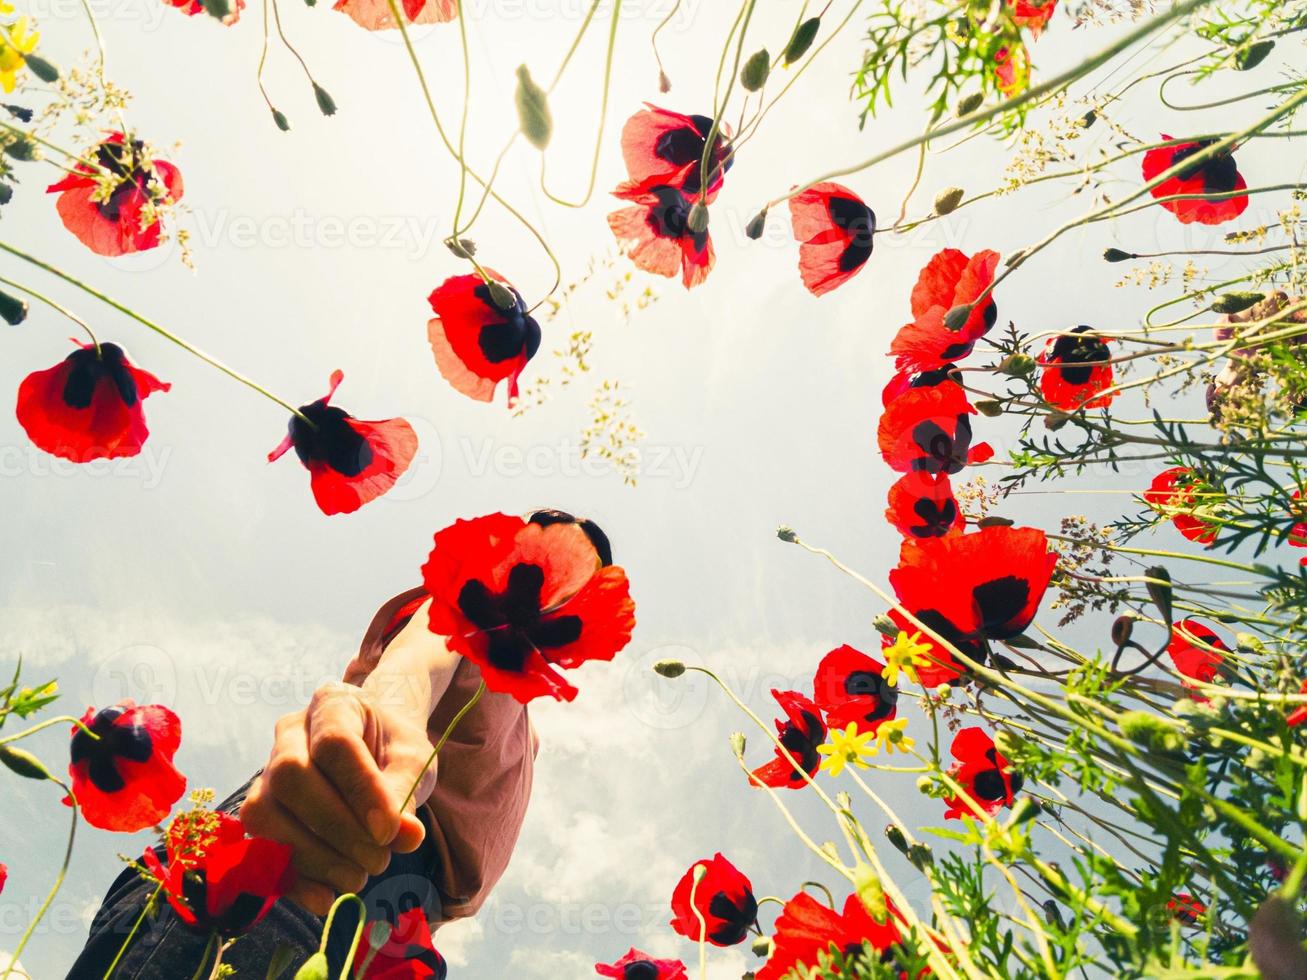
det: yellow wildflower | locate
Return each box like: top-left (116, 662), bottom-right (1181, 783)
top-left (881, 630), bottom-right (934, 687)
top-left (876, 718), bottom-right (914, 755)
top-left (817, 723), bottom-right (877, 777)
top-left (0, 16), bottom-right (39, 94)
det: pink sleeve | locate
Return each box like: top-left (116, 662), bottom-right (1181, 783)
top-left (346, 588), bottom-right (539, 923)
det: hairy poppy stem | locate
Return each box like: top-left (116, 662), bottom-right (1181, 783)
top-left (0, 276), bottom-right (100, 355)
top-left (101, 883), bottom-right (162, 980)
top-left (0, 240), bottom-right (314, 425)
top-left (399, 680), bottom-right (485, 815)
top-left (1, 781), bottom-right (78, 980)
top-left (0, 713), bottom-right (98, 745)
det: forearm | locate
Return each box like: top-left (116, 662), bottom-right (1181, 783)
top-left (358, 598), bottom-right (460, 729)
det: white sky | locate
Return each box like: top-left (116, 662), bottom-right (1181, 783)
top-left (1, 0), bottom-right (1300, 976)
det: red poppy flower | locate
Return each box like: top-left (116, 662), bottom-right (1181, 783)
top-left (877, 381), bottom-right (992, 475)
top-left (142, 810), bottom-right (293, 938)
top-left (333, 0), bottom-right (456, 30)
top-left (886, 472), bottom-right (964, 540)
top-left (68, 701), bottom-right (185, 833)
top-left (669, 853), bottom-right (758, 947)
top-left (619, 105), bottom-right (731, 196)
top-left (788, 182), bottom-right (876, 296)
top-left (892, 526), bottom-right (1057, 643)
top-left (757, 892), bottom-right (904, 980)
top-left (267, 370), bottom-right (418, 516)
top-left (1288, 490), bottom-right (1307, 564)
top-left (1166, 619), bottom-right (1228, 685)
top-left (421, 513), bottom-right (635, 703)
top-left (596, 949), bottom-right (687, 980)
top-left (46, 134), bottom-right (183, 257)
top-left (1142, 137), bottom-right (1248, 226)
top-left (890, 249), bottom-right (1000, 373)
top-left (354, 907), bottom-right (447, 979)
top-left (528, 508), bottom-right (613, 567)
top-left (879, 607), bottom-right (980, 687)
top-left (749, 690), bottom-right (826, 790)
top-left (1038, 326), bottom-right (1115, 410)
top-left (609, 182), bottom-right (714, 289)
top-left (163, 0), bottom-right (244, 23)
top-left (880, 367), bottom-right (959, 407)
top-left (1167, 894), bottom-right (1206, 926)
top-left (427, 271), bottom-right (542, 407)
top-left (1143, 467), bottom-right (1219, 544)
top-left (0, 863), bottom-right (7, 896)
top-left (16, 341), bottom-right (170, 463)
top-left (942, 727), bottom-right (1022, 820)
top-left (1010, 0), bottom-right (1056, 34)
top-left (813, 645), bottom-right (899, 733)
top-left (1287, 680), bottom-right (1307, 727)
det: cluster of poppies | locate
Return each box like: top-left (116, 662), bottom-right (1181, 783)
top-left (594, 853), bottom-right (914, 980)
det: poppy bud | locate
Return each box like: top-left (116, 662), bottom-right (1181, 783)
top-left (884, 824), bottom-right (909, 855)
top-left (1044, 411), bottom-right (1070, 431)
top-left (872, 614), bottom-right (898, 637)
top-left (776, 525), bottom-right (798, 543)
top-left (445, 237), bottom-right (477, 259)
top-left (955, 92), bottom-right (984, 116)
top-left (514, 65), bottom-right (552, 150)
top-left (745, 208), bottom-right (768, 240)
top-left (1102, 248), bottom-right (1135, 262)
top-left (975, 399), bottom-right (1003, 417)
top-left (657, 69), bottom-right (671, 93)
top-left (486, 280), bottom-right (517, 311)
top-left (692, 863), bottom-right (707, 883)
top-left (293, 952), bottom-right (330, 980)
top-left (1236, 39), bottom-right (1274, 70)
top-left (915, 774), bottom-right (933, 794)
top-left (653, 658), bottom-right (686, 678)
top-left (202, 0), bottom-right (231, 18)
top-left (4, 138), bottom-right (36, 161)
top-left (782, 17), bottom-right (820, 66)
top-left (313, 83), bottom-right (338, 117)
top-left (852, 864), bottom-right (886, 919)
top-left (3, 104), bottom-right (31, 123)
top-left (0, 744), bottom-right (52, 781)
top-left (1043, 900), bottom-right (1063, 927)
top-left (1110, 615), bottom-right (1134, 647)
top-left (1211, 291), bottom-right (1263, 314)
top-left (687, 201), bottom-right (710, 234)
top-left (271, 109), bottom-right (291, 132)
top-left (907, 843), bottom-right (934, 871)
top-left (21, 54), bottom-right (59, 84)
top-left (935, 683), bottom-right (952, 700)
top-left (751, 936), bottom-right (772, 958)
top-left (367, 921), bottom-right (392, 949)
top-left (730, 731), bottom-right (747, 758)
top-left (933, 187), bottom-right (964, 215)
top-left (0, 288), bottom-right (29, 325)
top-left (1118, 710), bottom-right (1183, 753)
top-left (976, 516), bottom-right (1014, 528)
top-left (1144, 565), bottom-right (1172, 625)
top-left (943, 303), bottom-right (972, 332)
top-left (1235, 633), bottom-right (1264, 655)
top-left (740, 49), bottom-right (771, 91)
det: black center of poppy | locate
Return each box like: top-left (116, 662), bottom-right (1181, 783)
top-left (910, 496), bottom-right (958, 537)
top-left (972, 575), bottom-right (1031, 640)
top-left (528, 509), bottom-right (613, 567)
top-left (913, 608), bottom-right (986, 671)
top-left (623, 962), bottom-right (660, 980)
top-left (471, 283), bottom-right (542, 366)
top-left (655, 115), bottom-right (731, 195)
top-left (827, 195), bottom-right (876, 273)
top-left (646, 186), bottom-right (709, 253)
top-left (457, 563), bottom-right (583, 673)
top-left (911, 414), bottom-right (972, 475)
top-left (706, 888), bottom-right (759, 945)
top-left (1050, 326), bottom-right (1109, 387)
top-left (777, 710), bottom-right (824, 781)
top-left (70, 705), bottom-right (153, 794)
top-left (60, 343), bottom-right (138, 411)
top-left (289, 402), bottom-right (374, 477)
top-left (844, 670), bottom-right (898, 721)
top-left (1171, 140), bottom-right (1239, 193)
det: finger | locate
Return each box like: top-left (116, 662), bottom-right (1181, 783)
top-left (264, 731), bottom-right (392, 876)
top-left (306, 686), bottom-right (402, 846)
top-left (241, 788), bottom-right (371, 896)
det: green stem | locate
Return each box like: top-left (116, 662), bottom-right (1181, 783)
top-left (399, 680), bottom-right (485, 814)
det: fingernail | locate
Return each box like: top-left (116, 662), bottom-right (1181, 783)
top-left (368, 808), bottom-right (392, 844)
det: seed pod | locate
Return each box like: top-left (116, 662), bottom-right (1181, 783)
top-left (4, 138), bottom-right (36, 161)
top-left (745, 208), bottom-right (768, 240)
top-left (272, 109), bottom-right (291, 132)
top-left (202, 0), bottom-right (232, 18)
top-left (313, 84), bottom-right (337, 117)
top-left (955, 92), bottom-right (984, 116)
top-left (975, 399), bottom-right (1003, 418)
top-left (1144, 565), bottom-right (1172, 626)
top-left (445, 237), bottom-right (477, 259)
top-left (1102, 248), bottom-right (1134, 263)
top-left (21, 54), bottom-right (59, 84)
top-left (1236, 39), bottom-right (1274, 70)
top-left (0, 288), bottom-right (29, 325)
top-left (907, 843), bottom-right (934, 871)
top-left (687, 201), bottom-right (710, 234)
top-left (998, 353), bottom-right (1036, 377)
top-left (653, 659), bottom-right (686, 678)
top-left (740, 49), bottom-right (770, 91)
top-left (729, 732), bottom-right (746, 758)
top-left (943, 304), bottom-right (972, 332)
top-left (657, 70), bottom-right (671, 94)
top-left (0, 744), bottom-right (52, 780)
top-left (3, 104), bottom-right (32, 123)
top-left (514, 65), bottom-right (552, 151)
top-left (1043, 900), bottom-right (1063, 927)
top-left (776, 525), bottom-right (798, 543)
top-left (486, 281), bottom-right (517, 312)
top-left (783, 17), bottom-right (820, 66)
top-left (933, 187), bottom-right (964, 215)
top-left (884, 824), bottom-right (909, 855)
top-left (976, 516), bottom-right (1014, 528)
